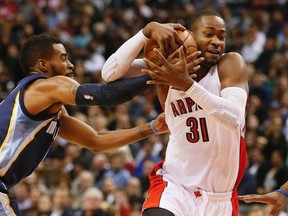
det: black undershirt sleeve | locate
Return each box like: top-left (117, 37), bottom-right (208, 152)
top-left (76, 74), bottom-right (152, 107)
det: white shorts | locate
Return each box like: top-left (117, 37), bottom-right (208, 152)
top-left (142, 162), bottom-right (238, 216)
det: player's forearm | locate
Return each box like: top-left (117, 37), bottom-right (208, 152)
top-left (280, 181), bottom-right (288, 193)
top-left (101, 30), bottom-right (148, 82)
top-left (59, 115), bottom-right (158, 153)
top-left (76, 74), bottom-right (152, 107)
top-left (94, 124), bottom-right (155, 152)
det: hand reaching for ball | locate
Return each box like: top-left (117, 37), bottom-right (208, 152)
top-left (144, 29), bottom-right (198, 66)
top-left (142, 46), bottom-right (204, 92)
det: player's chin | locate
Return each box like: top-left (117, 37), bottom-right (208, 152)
top-left (201, 59), bottom-right (218, 68)
top-left (204, 52), bottom-right (221, 64)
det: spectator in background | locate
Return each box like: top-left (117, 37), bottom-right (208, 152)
top-left (71, 170), bottom-right (95, 210)
top-left (125, 177), bottom-right (145, 215)
top-left (100, 151), bottom-right (131, 189)
top-left (257, 149), bottom-right (288, 195)
top-left (113, 189), bottom-right (131, 216)
top-left (83, 38), bottom-right (106, 75)
top-left (12, 182), bottom-right (32, 215)
top-left (50, 185), bottom-right (74, 216)
top-left (101, 177), bottom-right (117, 205)
top-left (73, 187), bottom-right (112, 216)
top-left (262, 115), bottom-right (288, 161)
top-left (133, 138), bottom-right (162, 178)
top-left (139, 159), bottom-right (156, 194)
top-left (91, 154), bottom-right (110, 188)
top-left (37, 193), bottom-right (53, 215)
top-left (241, 23), bottom-right (266, 64)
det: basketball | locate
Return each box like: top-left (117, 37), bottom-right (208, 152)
top-left (143, 29), bottom-right (197, 66)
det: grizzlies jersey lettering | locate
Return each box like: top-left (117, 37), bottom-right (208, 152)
top-left (0, 74), bottom-right (61, 188)
top-left (163, 65), bottom-right (247, 193)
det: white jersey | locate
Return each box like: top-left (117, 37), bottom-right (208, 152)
top-left (163, 65), bottom-right (246, 193)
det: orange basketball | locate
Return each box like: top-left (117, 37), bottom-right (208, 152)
top-left (144, 29), bottom-right (197, 66)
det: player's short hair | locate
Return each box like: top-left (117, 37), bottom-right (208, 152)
top-left (19, 34), bottom-right (62, 75)
top-left (189, 10), bottom-right (224, 32)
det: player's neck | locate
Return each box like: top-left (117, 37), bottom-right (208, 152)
top-left (195, 67), bottom-right (210, 82)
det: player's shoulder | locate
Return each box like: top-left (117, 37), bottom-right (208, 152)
top-left (41, 75), bottom-right (78, 85)
top-left (218, 52), bottom-right (246, 70)
top-left (220, 52), bottom-right (245, 63)
top-left (31, 75), bottom-right (79, 91)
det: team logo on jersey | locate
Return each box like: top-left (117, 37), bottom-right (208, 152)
top-left (46, 120), bottom-right (60, 139)
top-left (156, 169), bottom-right (166, 175)
top-left (194, 191), bottom-right (202, 198)
top-left (84, 94), bottom-right (94, 100)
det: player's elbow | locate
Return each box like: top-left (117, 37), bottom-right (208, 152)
top-left (210, 110), bottom-right (243, 131)
top-left (101, 54), bottom-right (120, 82)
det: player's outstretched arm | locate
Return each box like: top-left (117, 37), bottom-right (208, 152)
top-left (58, 112), bottom-right (169, 153)
top-left (102, 22), bottom-right (186, 82)
top-left (25, 74), bottom-right (153, 115)
top-left (239, 192), bottom-right (286, 216)
top-left (239, 181), bottom-right (288, 216)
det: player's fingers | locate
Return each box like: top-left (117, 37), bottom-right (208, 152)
top-left (178, 46), bottom-right (186, 62)
top-left (270, 207), bottom-right (280, 216)
top-left (186, 51), bottom-right (202, 63)
top-left (171, 23), bottom-right (186, 31)
top-left (167, 48), bottom-right (180, 62)
top-left (238, 195), bottom-right (270, 204)
top-left (188, 65), bottom-right (201, 74)
top-left (146, 80), bottom-right (165, 85)
top-left (192, 57), bottom-right (205, 66)
top-left (141, 68), bottom-right (160, 78)
top-left (160, 39), bottom-right (178, 56)
top-left (190, 74), bottom-right (197, 79)
top-left (153, 49), bottom-right (171, 68)
top-left (143, 57), bottom-right (163, 71)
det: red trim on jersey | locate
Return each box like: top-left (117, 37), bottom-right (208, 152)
top-left (142, 161), bottom-right (167, 211)
top-left (231, 136), bottom-right (247, 216)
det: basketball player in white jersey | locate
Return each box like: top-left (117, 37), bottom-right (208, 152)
top-left (102, 10), bottom-right (249, 216)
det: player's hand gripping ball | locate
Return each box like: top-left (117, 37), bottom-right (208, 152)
top-left (144, 29), bottom-right (197, 66)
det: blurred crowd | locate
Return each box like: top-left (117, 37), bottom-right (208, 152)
top-left (1, 0), bottom-right (288, 215)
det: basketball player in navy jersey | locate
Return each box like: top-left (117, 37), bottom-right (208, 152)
top-left (0, 22), bottom-right (185, 215)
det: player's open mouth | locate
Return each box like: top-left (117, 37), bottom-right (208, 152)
top-left (206, 50), bottom-right (220, 58)
top-left (207, 50), bottom-right (220, 55)
top-left (66, 72), bottom-right (74, 78)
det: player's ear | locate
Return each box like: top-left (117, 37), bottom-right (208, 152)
top-left (37, 59), bottom-right (48, 73)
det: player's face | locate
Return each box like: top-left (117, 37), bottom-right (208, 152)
top-left (193, 16), bottom-right (226, 67)
top-left (47, 44), bottom-right (74, 78)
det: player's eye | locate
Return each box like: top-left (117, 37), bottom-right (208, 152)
top-left (220, 35), bottom-right (226, 40)
top-left (204, 33), bottom-right (212, 37)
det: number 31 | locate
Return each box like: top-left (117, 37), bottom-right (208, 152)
top-left (186, 117), bottom-right (209, 143)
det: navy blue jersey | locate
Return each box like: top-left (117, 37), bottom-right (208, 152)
top-left (0, 74), bottom-right (61, 189)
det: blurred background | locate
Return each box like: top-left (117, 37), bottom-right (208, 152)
top-left (1, 0), bottom-right (288, 215)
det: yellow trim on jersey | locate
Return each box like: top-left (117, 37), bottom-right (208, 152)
top-left (0, 192), bottom-right (17, 215)
top-left (0, 92), bottom-right (20, 151)
top-left (0, 91), bottom-right (54, 176)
